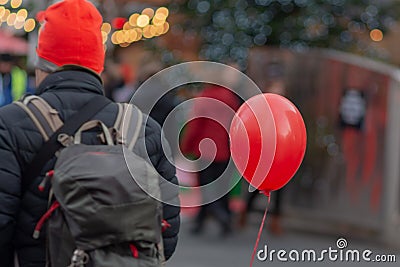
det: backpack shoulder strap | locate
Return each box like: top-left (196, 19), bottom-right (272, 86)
top-left (113, 102), bottom-right (124, 131)
top-left (14, 95), bottom-right (63, 141)
top-left (18, 95), bottom-right (111, 195)
top-left (115, 103), bottom-right (143, 150)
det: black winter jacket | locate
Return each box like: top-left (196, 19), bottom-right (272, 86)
top-left (0, 69), bottom-right (180, 266)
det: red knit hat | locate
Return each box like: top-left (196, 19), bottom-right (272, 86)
top-left (36, 0), bottom-right (104, 74)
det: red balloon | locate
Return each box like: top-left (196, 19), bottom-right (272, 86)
top-left (229, 93), bottom-right (307, 193)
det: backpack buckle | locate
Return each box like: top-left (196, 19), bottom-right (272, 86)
top-left (68, 249), bottom-right (89, 267)
top-left (58, 133), bottom-right (73, 147)
top-left (113, 128), bottom-right (125, 145)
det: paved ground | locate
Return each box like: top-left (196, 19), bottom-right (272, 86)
top-left (171, 162), bottom-right (399, 267)
top-left (167, 213), bottom-right (399, 267)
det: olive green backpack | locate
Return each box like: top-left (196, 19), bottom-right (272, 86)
top-left (16, 95), bottom-right (165, 267)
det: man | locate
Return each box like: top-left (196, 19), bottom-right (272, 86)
top-left (180, 84), bottom-right (240, 236)
top-left (0, 0), bottom-right (180, 266)
top-left (0, 53), bottom-right (29, 107)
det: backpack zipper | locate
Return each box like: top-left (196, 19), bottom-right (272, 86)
top-left (161, 219), bottom-right (171, 232)
top-left (33, 200), bottom-right (60, 239)
top-left (38, 170), bottom-right (54, 192)
top-left (129, 244), bottom-right (139, 258)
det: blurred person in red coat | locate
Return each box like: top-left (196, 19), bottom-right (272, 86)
top-left (180, 84), bottom-right (241, 236)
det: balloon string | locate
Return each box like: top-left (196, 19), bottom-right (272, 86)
top-left (249, 191), bottom-right (271, 267)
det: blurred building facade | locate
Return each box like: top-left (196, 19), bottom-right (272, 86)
top-left (247, 46), bottom-right (400, 247)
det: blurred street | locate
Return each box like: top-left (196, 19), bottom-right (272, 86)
top-left (168, 211), bottom-right (399, 267)
top-left (2, 1), bottom-right (400, 267)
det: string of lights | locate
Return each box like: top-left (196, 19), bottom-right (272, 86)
top-left (0, 0), bottom-right (393, 54)
top-left (0, 0), bottom-right (36, 32)
top-left (0, 1), bottom-right (170, 48)
top-left (108, 7), bottom-right (170, 47)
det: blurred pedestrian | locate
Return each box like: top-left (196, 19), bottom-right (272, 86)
top-left (130, 63), bottom-right (181, 157)
top-left (180, 84), bottom-right (240, 236)
top-left (112, 62), bottom-right (137, 102)
top-left (101, 59), bottom-right (124, 100)
top-left (0, 53), bottom-right (29, 107)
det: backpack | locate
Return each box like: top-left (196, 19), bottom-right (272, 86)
top-left (16, 95), bottom-right (166, 267)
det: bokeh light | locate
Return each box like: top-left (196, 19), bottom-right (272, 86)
top-left (14, 18), bottom-right (24, 29)
top-left (142, 8), bottom-right (154, 19)
top-left (101, 22), bottom-right (112, 34)
top-left (10, 0), bottom-right (22, 9)
top-left (16, 8), bottom-right (27, 20)
top-left (137, 14), bottom-right (150, 28)
top-left (156, 7), bottom-right (169, 17)
top-left (116, 31), bottom-right (124, 44)
top-left (129, 13), bottom-right (139, 27)
top-left (370, 29), bottom-right (383, 42)
top-left (111, 31), bottom-right (118, 44)
top-left (162, 22), bottom-right (170, 34)
top-left (23, 18), bottom-right (35, 32)
top-left (12, 6), bottom-right (170, 46)
top-left (152, 13), bottom-right (167, 26)
top-left (135, 28), bottom-right (143, 41)
top-left (1, 9), bottom-right (10, 22)
top-left (123, 21), bottom-right (132, 30)
top-left (155, 24), bottom-right (164, 35)
top-left (6, 12), bottom-right (16, 26)
top-left (119, 42), bottom-right (130, 48)
top-left (142, 25), bottom-right (153, 38)
top-left (129, 29), bottom-right (138, 41)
